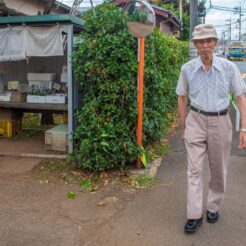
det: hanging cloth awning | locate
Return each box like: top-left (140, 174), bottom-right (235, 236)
top-left (0, 26), bottom-right (27, 62)
top-left (26, 26), bottom-right (64, 57)
top-left (0, 25), bottom-right (64, 62)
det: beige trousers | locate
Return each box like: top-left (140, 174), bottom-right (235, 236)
top-left (184, 110), bottom-right (232, 219)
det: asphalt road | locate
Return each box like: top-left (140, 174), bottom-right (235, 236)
top-left (233, 60), bottom-right (246, 74)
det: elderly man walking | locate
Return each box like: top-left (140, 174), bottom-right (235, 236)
top-left (176, 24), bottom-right (246, 233)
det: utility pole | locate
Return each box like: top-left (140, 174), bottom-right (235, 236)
top-left (239, 6), bottom-right (241, 40)
top-left (189, 0), bottom-right (198, 60)
top-left (226, 19), bottom-right (231, 40)
top-left (70, 0), bottom-right (83, 16)
top-left (190, 0), bottom-right (198, 39)
top-left (234, 6), bottom-right (242, 41)
top-left (179, 0), bottom-right (183, 29)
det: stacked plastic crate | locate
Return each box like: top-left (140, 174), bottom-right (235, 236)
top-left (0, 109), bottom-right (22, 137)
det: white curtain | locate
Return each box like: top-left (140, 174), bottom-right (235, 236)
top-left (0, 27), bottom-right (27, 62)
top-left (0, 25), bottom-right (64, 62)
top-left (26, 25), bottom-right (64, 57)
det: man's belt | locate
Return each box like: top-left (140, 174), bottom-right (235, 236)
top-left (190, 106), bottom-right (228, 116)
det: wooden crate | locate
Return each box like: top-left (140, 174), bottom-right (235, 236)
top-left (0, 109), bottom-right (23, 120)
top-left (11, 92), bottom-right (27, 102)
top-left (45, 124), bottom-right (68, 152)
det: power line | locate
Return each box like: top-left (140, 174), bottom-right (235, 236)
top-left (211, 5), bottom-right (246, 13)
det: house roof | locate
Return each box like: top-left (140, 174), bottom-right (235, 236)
top-left (0, 14), bottom-right (84, 32)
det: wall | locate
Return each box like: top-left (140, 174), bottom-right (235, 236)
top-left (0, 55), bottom-right (67, 87)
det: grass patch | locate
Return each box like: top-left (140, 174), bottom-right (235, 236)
top-left (30, 158), bottom-right (159, 192)
top-left (133, 175), bottom-right (158, 189)
top-left (31, 159), bottom-right (76, 184)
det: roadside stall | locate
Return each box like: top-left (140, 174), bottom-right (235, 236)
top-left (0, 14), bottom-right (84, 155)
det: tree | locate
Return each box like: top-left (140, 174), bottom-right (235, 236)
top-left (72, 3), bottom-right (188, 171)
top-left (160, 0), bottom-right (190, 13)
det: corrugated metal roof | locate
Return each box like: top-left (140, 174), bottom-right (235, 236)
top-left (0, 14), bottom-right (84, 28)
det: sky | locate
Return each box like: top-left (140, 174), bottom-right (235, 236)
top-left (61, 0), bottom-right (246, 40)
top-left (205, 0), bottom-right (246, 40)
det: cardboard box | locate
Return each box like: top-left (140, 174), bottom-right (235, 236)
top-left (27, 73), bottom-right (56, 81)
top-left (11, 92), bottom-right (27, 102)
top-left (27, 95), bottom-right (46, 104)
top-left (45, 124), bottom-right (68, 152)
top-left (0, 92), bottom-right (12, 102)
top-left (45, 94), bottom-right (66, 104)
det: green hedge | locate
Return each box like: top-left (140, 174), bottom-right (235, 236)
top-left (72, 3), bottom-right (188, 171)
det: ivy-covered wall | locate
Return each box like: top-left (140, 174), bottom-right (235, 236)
top-left (72, 3), bottom-right (188, 171)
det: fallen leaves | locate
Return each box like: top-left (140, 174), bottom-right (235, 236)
top-left (97, 196), bottom-right (119, 206)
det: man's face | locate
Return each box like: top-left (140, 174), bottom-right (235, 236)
top-left (193, 38), bottom-right (217, 59)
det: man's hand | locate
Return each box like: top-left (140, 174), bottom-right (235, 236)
top-left (238, 132), bottom-right (246, 149)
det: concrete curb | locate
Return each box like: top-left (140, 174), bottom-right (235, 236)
top-left (129, 157), bottom-right (163, 177)
top-left (147, 157), bottom-right (162, 177)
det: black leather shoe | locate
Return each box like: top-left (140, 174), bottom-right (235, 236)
top-left (207, 211), bottom-right (219, 223)
top-left (184, 217), bottom-right (203, 233)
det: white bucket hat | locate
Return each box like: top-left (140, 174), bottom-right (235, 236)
top-left (192, 24), bottom-right (218, 40)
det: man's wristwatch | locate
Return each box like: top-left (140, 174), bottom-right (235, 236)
top-left (240, 128), bottom-right (246, 133)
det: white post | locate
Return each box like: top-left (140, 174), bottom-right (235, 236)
top-left (236, 107), bottom-right (240, 131)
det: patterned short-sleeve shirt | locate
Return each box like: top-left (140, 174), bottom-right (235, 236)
top-left (176, 55), bottom-right (246, 112)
